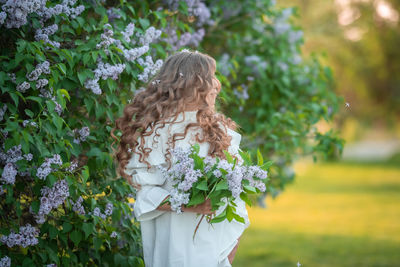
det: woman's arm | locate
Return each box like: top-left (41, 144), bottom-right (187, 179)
top-left (156, 195), bottom-right (214, 215)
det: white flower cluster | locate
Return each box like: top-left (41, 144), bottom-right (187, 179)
top-left (0, 144), bottom-right (33, 184)
top-left (0, 0), bottom-right (84, 29)
top-left (32, 179), bottom-right (69, 224)
top-left (122, 22), bottom-right (135, 42)
top-left (137, 55), bottom-right (163, 83)
top-left (34, 23), bottom-right (60, 49)
top-left (0, 256), bottom-right (10, 267)
top-left (84, 57), bottom-right (126, 95)
top-left (233, 84), bottom-right (250, 111)
top-left (110, 231), bottom-right (117, 238)
top-left (135, 26), bottom-right (162, 46)
top-left (0, 223), bottom-right (40, 248)
top-left (36, 154), bottom-right (63, 180)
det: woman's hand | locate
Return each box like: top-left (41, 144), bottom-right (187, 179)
top-left (182, 198), bottom-right (215, 215)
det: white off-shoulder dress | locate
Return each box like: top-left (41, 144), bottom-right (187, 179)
top-left (124, 110), bottom-right (250, 267)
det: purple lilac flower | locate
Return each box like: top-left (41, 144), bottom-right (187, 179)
top-left (33, 179), bottom-right (69, 224)
top-left (36, 154), bottom-right (63, 180)
top-left (0, 224), bottom-right (40, 248)
top-left (35, 24), bottom-right (60, 49)
top-left (71, 196), bottom-right (85, 215)
top-left (104, 202), bottom-right (113, 216)
top-left (0, 105), bottom-right (7, 121)
top-left (36, 78), bottom-right (49, 89)
top-left (16, 81), bottom-right (30, 93)
top-left (1, 162), bottom-right (17, 185)
top-left (0, 255), bottom-right (10, 267)
top-left (65, 159), bottom-right (78, 172)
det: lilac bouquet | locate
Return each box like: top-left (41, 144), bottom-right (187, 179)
top-left (158, 143), bottom-right (272, 239)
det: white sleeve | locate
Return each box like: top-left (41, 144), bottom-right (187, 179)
top-left (124, 129), bottom-right (171, 222)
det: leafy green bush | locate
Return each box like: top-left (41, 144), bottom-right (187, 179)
top-left (0, 0), bottom-right (343, 265)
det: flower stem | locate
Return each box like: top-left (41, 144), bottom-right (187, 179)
top-left (192, 214), bottom-right (205, 242)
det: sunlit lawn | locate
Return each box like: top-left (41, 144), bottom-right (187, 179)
top-left (234, 160), bottom-right (400, 267)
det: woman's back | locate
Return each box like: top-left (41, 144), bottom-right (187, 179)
top-left (124, 110), bottom-right (249, 267)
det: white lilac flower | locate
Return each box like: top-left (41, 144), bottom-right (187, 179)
top-left (22, 120), bottom-right (38, 128)
top-left (93, 207), bottom-right (101, 217)
top-left (96, 24), bottom-right (116, 50)
top-left (137, 55), bottom-right (163, 83)
top-left (1, 162), bottom-right (17, 185)
top-left (122, 22), bottom-right (135, 43)
top-left (110, 231), bottom-right (117, 238)
top-left (218, 53), bottom-right (232, 76)
top-left (0, 224), bottom-right (40, 248)
top-left (0, 185), bottom-right (4, 195)
top-left (138, 26), bottom-right (162, 46)
top-left (169, 187), bottom-right (190, 213)
top-left (213, 169), bottom-right (222, 178)
top-left (93, 59), bottom-right (126, 81)
top-left (162, 26), bottom-right (205, 51)
top-left (203, 156), bottom-right (216, 173)
top-left (35, 0), bottom-right (85, 25)
top-left (84, 77), bottom-right (102, 95)
top-left (16, 81), bottom-right (30, 93)
top-left (33, 179), bottom-right (69, 224)
top-left (0, 105), bottom-right (7, 121)
top-left (0, 255), bottom-right (10, 267)
top-left (46, 264), bottom-right (57, 267)
top-left (36, 154), bottom-right (63, 180)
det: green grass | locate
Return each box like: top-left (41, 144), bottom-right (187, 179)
top-left (234, 161), bottom-right (400, 267)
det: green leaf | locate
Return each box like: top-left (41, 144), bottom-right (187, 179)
top-left (244, 185), bottom-right (257, 193)
top-left (62, 222), bottom-right (73, 233)
top-left (261, 160), bottom-right (274, 169)
top-left (49, 225), bottom-right (58, 239)
top-left (57, 63), bottom-right (67, 75)
top-left (232, 213), bottom-right (246, 224)
top-left (240, 192), bottom-right (252, 207)
top-left (24, 109), bottom-right (34, 118)
top-left (82, 223), bottom-right (94, 239)
top-left (223, 150), bottom-right (234, 164)
top-left (226, 205), bottom-right (234, 222)
top-left (195, 180), bottom-right (208, 191)
top-left (210, 208), bottom-right (227, 223)
top-left (70, 230), bottom-right (82, 246)
top-left (215, 180), bottom-right (228, 191)
top-left (257, 148), bottom-right (263, 165)
top-left (82, 165), bottom-right (89, 183)
top-left (187, 192), bottom-right (205, 207)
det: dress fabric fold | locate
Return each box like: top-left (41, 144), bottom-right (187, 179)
top-left (124, 111), bottom-right (250, 267)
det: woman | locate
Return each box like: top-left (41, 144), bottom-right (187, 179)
top-left (113, 50), bottom-right (250, 267)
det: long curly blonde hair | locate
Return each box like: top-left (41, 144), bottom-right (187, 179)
top-left (111, 50), bottom-right (240, 187)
